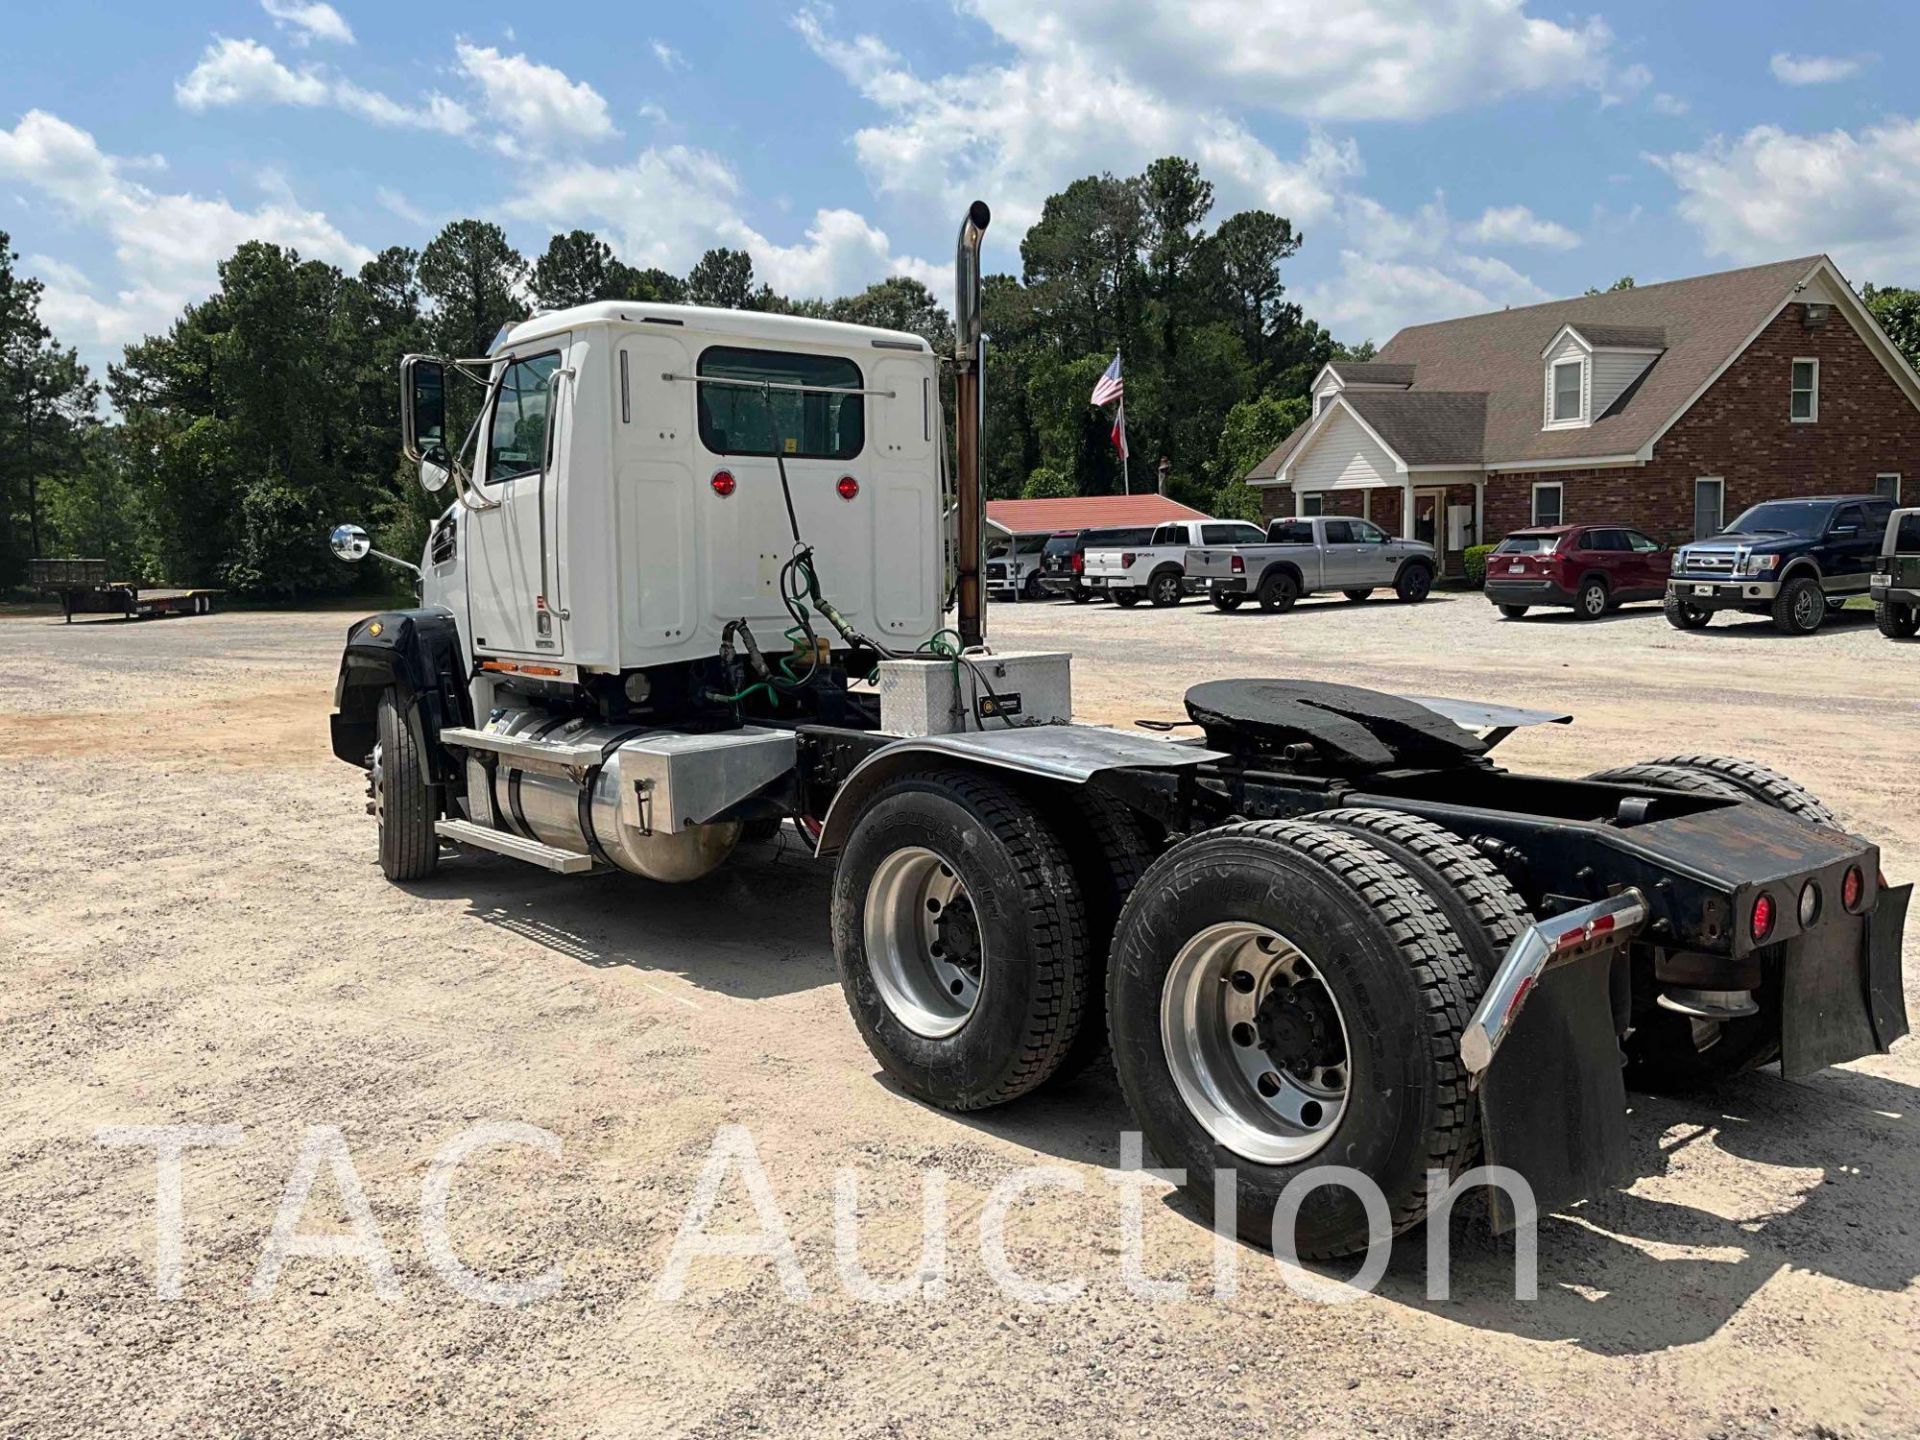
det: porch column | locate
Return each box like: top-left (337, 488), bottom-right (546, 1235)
top-left (1473, 479), bottom-right (1486, 548)
top-left (1401, 476), bottom-right (1416, 539)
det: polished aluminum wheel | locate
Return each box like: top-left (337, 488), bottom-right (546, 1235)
top-left (1160, 922), bottom-right (1350, 1164)
top-left (863, 845), bottom-right (982, 1038)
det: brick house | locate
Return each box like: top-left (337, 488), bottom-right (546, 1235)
top-left (1245, 256), bottom-right (1920, 575)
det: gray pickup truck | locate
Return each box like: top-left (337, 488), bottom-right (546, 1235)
top-left (1185, 516), bottom-right (1438, 613)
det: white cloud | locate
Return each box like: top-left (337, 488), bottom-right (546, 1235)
top-left (1463, 204), bottom-right (1580, 250)
top-left (1654, 117), bottom-right (1920, 278)
top-left (176, 36), bottom-right (328, 109)
top-left (956, 0), bottom-right (1631, 123)
top-left (1650, 93), bottom-right (1689, 117)
top-left (794, 8), bottom-right (1357, 247)
top-left (499, 144), bottom-right (942, 303)
top-left (651, 40), bottom-right (687, 72)
top-left (175, 36), bottom-right (472, 133)
top-left (1770, 52), bottom-right (1868, 86)
top-left (454, 41), bottom-right (618, 150)
top-left (260, 0), bottom-right (354, 46)
top-left (0, 109), bottom-right (371, 359)
top-left (1300, 192), bottom-right (1552, 342)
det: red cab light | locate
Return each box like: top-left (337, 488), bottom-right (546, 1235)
top-left (1843, 865), bottom-right (1865, 912)
top-left (836, 475), bottom-right (860, 501)
top-left (1750, 892), bottom-right (1776, 943)
top-left (710, 469), bottom-right (736, 497)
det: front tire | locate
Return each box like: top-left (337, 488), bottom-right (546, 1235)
top-left (1342, 588), bottom-right (1372, 602)
top-left (832, 769), bottom-right (1091, 1110)
top-left (1070, 586), bottom-right (1094, 604)
top-left (1497, 604), bottom-right (1528, 620)
top-left (1394, 563), bottom-right (1433, 603)
top-left (1664, 594), bottom-right (1712, 629)
top-left (1107, 820), bottom-right (1479, 1258)
top-left (1211, 594), bottom-right (1245, 612)
top-left (1876, 599), bottom-right (1920, 638)
top-left (1772, 574), bottom-right (1826, 634)
top-left (1112, 589), bottom-right (1142, 608)
top-left (374, 690), bottom-right (438, 882)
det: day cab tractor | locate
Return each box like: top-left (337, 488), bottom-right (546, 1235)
top-left (327, 201), bottom-right (1909, 1259)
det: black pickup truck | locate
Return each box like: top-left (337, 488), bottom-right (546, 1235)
top-left (1665, 494), bottom-right (1893, 635)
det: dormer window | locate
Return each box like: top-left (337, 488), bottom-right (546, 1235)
top-left (1551, 360), bottom-right (1584, 424)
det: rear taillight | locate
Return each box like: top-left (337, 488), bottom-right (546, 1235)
top-left (836, 475), bottom-right (859, 501)
top-left (1750, 892), bottom-right (1776, 944)
top-left (1071, 552), bottom-right (1084, 574)
top-left (1231, 555), bottom-right (1245, 574)
top-left (1122, 552), bottom-right (1137, 567)
top-left (710, 469), bottom-right (736, 497)
top-left (1843, 865), bottom-right (1865, 912)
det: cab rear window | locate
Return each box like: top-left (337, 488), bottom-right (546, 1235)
top-left (697, 347), bottom-right (864, 459)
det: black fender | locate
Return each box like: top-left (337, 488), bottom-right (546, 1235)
top-left (1392, 554), bottom-right (1436, 583)
top-left (1257, 560), bottom-right (1305, 592)
top-left (329, 607), bottom-right (471, 780)
top-left (1778, 557), bottom-right (1825, 588)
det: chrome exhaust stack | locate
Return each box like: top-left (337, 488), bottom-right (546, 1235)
top-left (953, 200), bottom-right (991, 650)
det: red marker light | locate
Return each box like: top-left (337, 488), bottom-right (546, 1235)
top-left (710, 469), bottom-right (736, 497)
top-left (836, 475), bottom-right (860, 501)
top-left (1751, 892), bottom-right (1776, 943)
top-left (1843, 865), bottom-right (1865, 912)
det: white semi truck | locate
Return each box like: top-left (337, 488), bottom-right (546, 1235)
top-left (328, 201), bottom-right (1908, 1259)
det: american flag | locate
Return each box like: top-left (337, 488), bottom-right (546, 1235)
top-left (1090, 352), bottom-right (1124, 407)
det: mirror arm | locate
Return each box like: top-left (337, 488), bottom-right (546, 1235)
top-left (368, 549), bottom-right (423, 579)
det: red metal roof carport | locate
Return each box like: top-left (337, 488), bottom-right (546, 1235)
top-left (984, 494), bottom-right (1208, 537)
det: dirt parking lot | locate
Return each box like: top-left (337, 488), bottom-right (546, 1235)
top-left (1, 590), bottom-right (1916, 1439)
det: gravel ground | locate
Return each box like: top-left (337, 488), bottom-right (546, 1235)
top-left (1, 593), bottom-right (1916, 1439)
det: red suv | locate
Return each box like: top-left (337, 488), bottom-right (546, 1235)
top-left (1483, 523), bottom-right (1672, 620)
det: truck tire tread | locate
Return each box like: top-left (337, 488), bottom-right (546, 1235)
top-left (1632, 753), bottom-right (1838, 827)
top-left (376, 689), bottom-right (438, 882)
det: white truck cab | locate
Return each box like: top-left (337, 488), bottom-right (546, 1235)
top-left (410, 302), bottom-right (947, 678)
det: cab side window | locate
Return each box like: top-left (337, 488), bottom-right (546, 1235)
top-left (1322, 520), bottom-right (1355, 544)
top-left (486, 353), bottom-right (560, 484)
top-left (1626, 530), bottom-right (1662, 552)
top-left (1352, 520), bottom-right (1388, 544)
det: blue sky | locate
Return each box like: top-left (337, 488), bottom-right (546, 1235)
top-left (4, 0), bottom-right (1918, 381)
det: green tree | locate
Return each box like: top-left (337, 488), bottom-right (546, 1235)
top-left (419, 219), bottom-right (527, 358)
top-left (830, 276), bottom-right (953, 352)
top-left (529, 229), bottom-right (652, 308)
top-left (1021, 465), bottom-right (1073, 499)
top-left (1584, 276), bottom-right (1636, 296)
top-left (1864, 284), bottom-right (1920, 373)
top-left (686, 248), bottom-right (758, 310)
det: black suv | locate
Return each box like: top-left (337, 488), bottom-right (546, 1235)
top-left (1665, 494), bottom-right (1894, 634)
top-left (1037, 525), bottom-right (1155, 602)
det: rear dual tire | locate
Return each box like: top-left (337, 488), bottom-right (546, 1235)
top-left (1107, 818), bottom-right (1491, 1259)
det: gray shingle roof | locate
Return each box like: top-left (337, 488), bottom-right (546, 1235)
top-left (1326, 361), bottom-right (1416, 386)
top-left (1342, 391), bottom-right (1487, 465)
top-left (1564, 323), bottom-right (1668, 351)
top-left (1250, 255), bottom-right (1823, 482)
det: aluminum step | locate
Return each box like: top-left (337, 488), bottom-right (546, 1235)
top-left (435, 819), bottom-right (597, 874)
top-left (437, 725), bottom-right (608, 777)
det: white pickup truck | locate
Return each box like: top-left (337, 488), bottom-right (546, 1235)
top-left (1083, 517), bottom-right (1266, 607)
top-left (1184, 515), bottom-right (1438, 613)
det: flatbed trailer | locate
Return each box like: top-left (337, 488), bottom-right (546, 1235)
top-left (30, 559), bottom-right (221, 622)
top-left (320, 199), bottom-right (1909, 1260)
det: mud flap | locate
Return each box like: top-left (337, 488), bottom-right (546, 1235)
top-left (1477, 949), bottom-right (1631, 1232)
top-left (1781, 883), bottom-right (1910, 1078)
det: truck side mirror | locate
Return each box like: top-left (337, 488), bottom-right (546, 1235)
top-left (331, 524), bottom-right (371, 562)
top-left (401, 355), bottom-right (447, 467)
